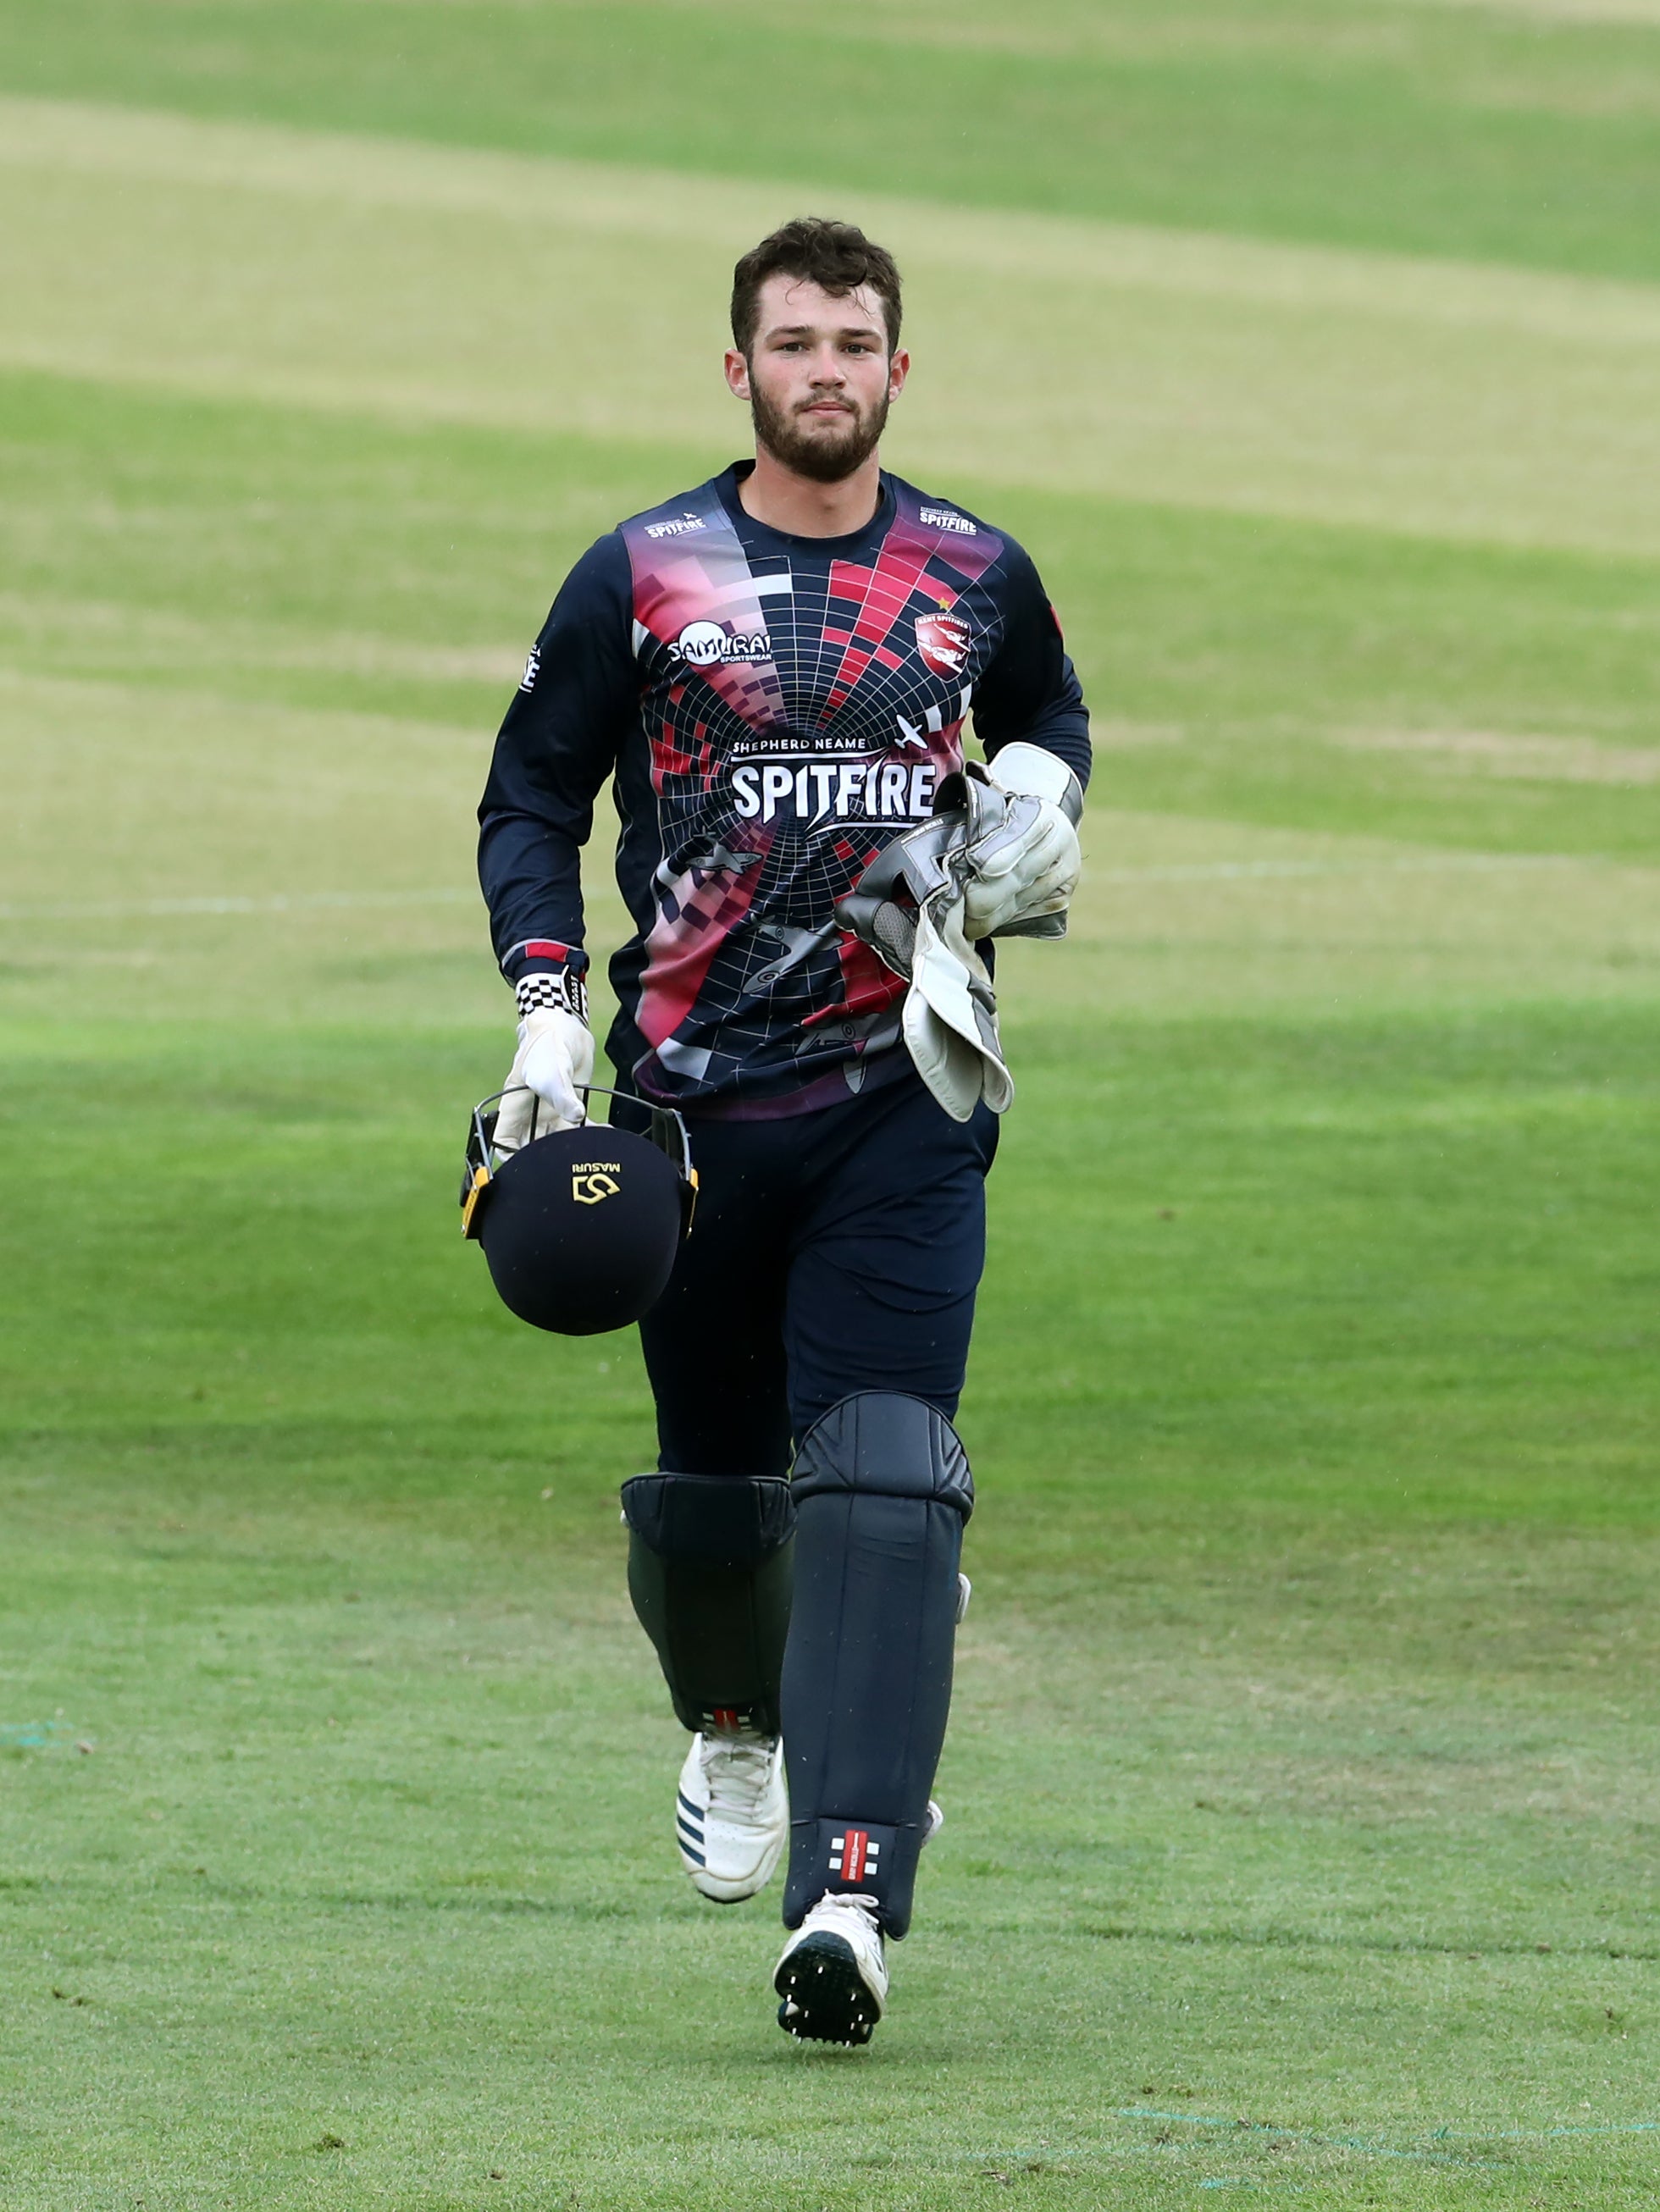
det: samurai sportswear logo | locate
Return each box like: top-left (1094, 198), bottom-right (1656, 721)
top-left (571, 1164), bottom-right (621, 1204)
top-left (672, 620), bottom-right (771, 668)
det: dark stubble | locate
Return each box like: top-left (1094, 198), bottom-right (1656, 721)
top-left (748, 373), bottom-right (891, 484)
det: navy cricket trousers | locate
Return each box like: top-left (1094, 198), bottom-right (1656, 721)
top-left (631, 1070), bottom-right (999, 1475)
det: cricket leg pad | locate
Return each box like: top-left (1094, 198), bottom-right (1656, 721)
top-left (780, 1391), bottom-right (974, 1940)
top-left (621, 1473), bottom-right (795, 1740)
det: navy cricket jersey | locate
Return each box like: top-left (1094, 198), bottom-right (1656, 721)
top-left (478, 462), bottom-right (1091, 1115)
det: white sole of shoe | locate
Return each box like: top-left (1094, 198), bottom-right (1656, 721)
top-left (682, 1822), bottom-right (786, 1905)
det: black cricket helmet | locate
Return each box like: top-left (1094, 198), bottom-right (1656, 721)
top-left (460, 1086), bottom-right (696, 1335)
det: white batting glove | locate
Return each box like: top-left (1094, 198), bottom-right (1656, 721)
top-left (493, 972), bottom-right (595, 1150)
top-left (959, 742), bottom-right (1083, 940)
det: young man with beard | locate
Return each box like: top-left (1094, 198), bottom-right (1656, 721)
top-left (478, 218), bottom-right (1090, 2044)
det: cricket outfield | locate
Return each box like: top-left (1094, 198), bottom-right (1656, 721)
top-left (1, 3), bottom-right (1657, 2204)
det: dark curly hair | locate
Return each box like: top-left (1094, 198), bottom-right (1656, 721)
top-left (731, 218), bottom-right (903, 357)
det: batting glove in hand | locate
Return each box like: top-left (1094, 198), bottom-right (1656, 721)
top-left (494, 972), bottom-right (595, 1149)
top-left (958, 742), bottom-right (1083, 941)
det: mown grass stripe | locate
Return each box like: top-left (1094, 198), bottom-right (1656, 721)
top-left (5, 96), bottom-right (1659, 347)
top-left (3, 101), bottom-right (1658, 551)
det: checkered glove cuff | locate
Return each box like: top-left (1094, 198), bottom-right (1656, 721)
top-left (515, 968), bottom-right (589, 1025)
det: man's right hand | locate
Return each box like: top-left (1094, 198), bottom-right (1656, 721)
top-left (494, 1006), bottom-right (595, 1149)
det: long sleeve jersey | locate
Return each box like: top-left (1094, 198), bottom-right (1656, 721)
top-left (478, 462), bottom-right (1091, 1116)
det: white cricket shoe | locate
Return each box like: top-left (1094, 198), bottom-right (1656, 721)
top-left (675, 1732), bottom-right (788, 1903)
top-left (774, 1891), bottom-right (888, 2045)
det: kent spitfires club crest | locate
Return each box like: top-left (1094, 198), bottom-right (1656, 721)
top-left (914, 611), bottom-right (971, 678)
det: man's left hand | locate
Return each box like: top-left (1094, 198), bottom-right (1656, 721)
top-left (958, 742), bottom-right (1082, 939)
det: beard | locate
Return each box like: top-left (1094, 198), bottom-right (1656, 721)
top-left (749, 378), bottom-right (891, 484)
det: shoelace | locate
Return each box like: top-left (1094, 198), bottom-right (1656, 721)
top-left (700, 1736), bottom-right (777, 1816)
top-left (805, 1891), bottom-right (882, 1941)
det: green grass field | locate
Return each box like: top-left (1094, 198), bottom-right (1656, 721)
top-left (3, 3), bottom-right (1659, 2204)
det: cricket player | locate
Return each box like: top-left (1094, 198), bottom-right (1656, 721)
top-left (478, 218), bottom-right (1090, 2043)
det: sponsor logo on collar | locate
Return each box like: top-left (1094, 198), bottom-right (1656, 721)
top-left (920, 506), bottom-right (977, 534)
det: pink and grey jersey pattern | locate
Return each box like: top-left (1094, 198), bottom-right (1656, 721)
top-left (478, 465), bottom-right (1090, 1114)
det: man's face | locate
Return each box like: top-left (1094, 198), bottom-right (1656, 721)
top-left (726, 275), bottom-right (910, 484)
